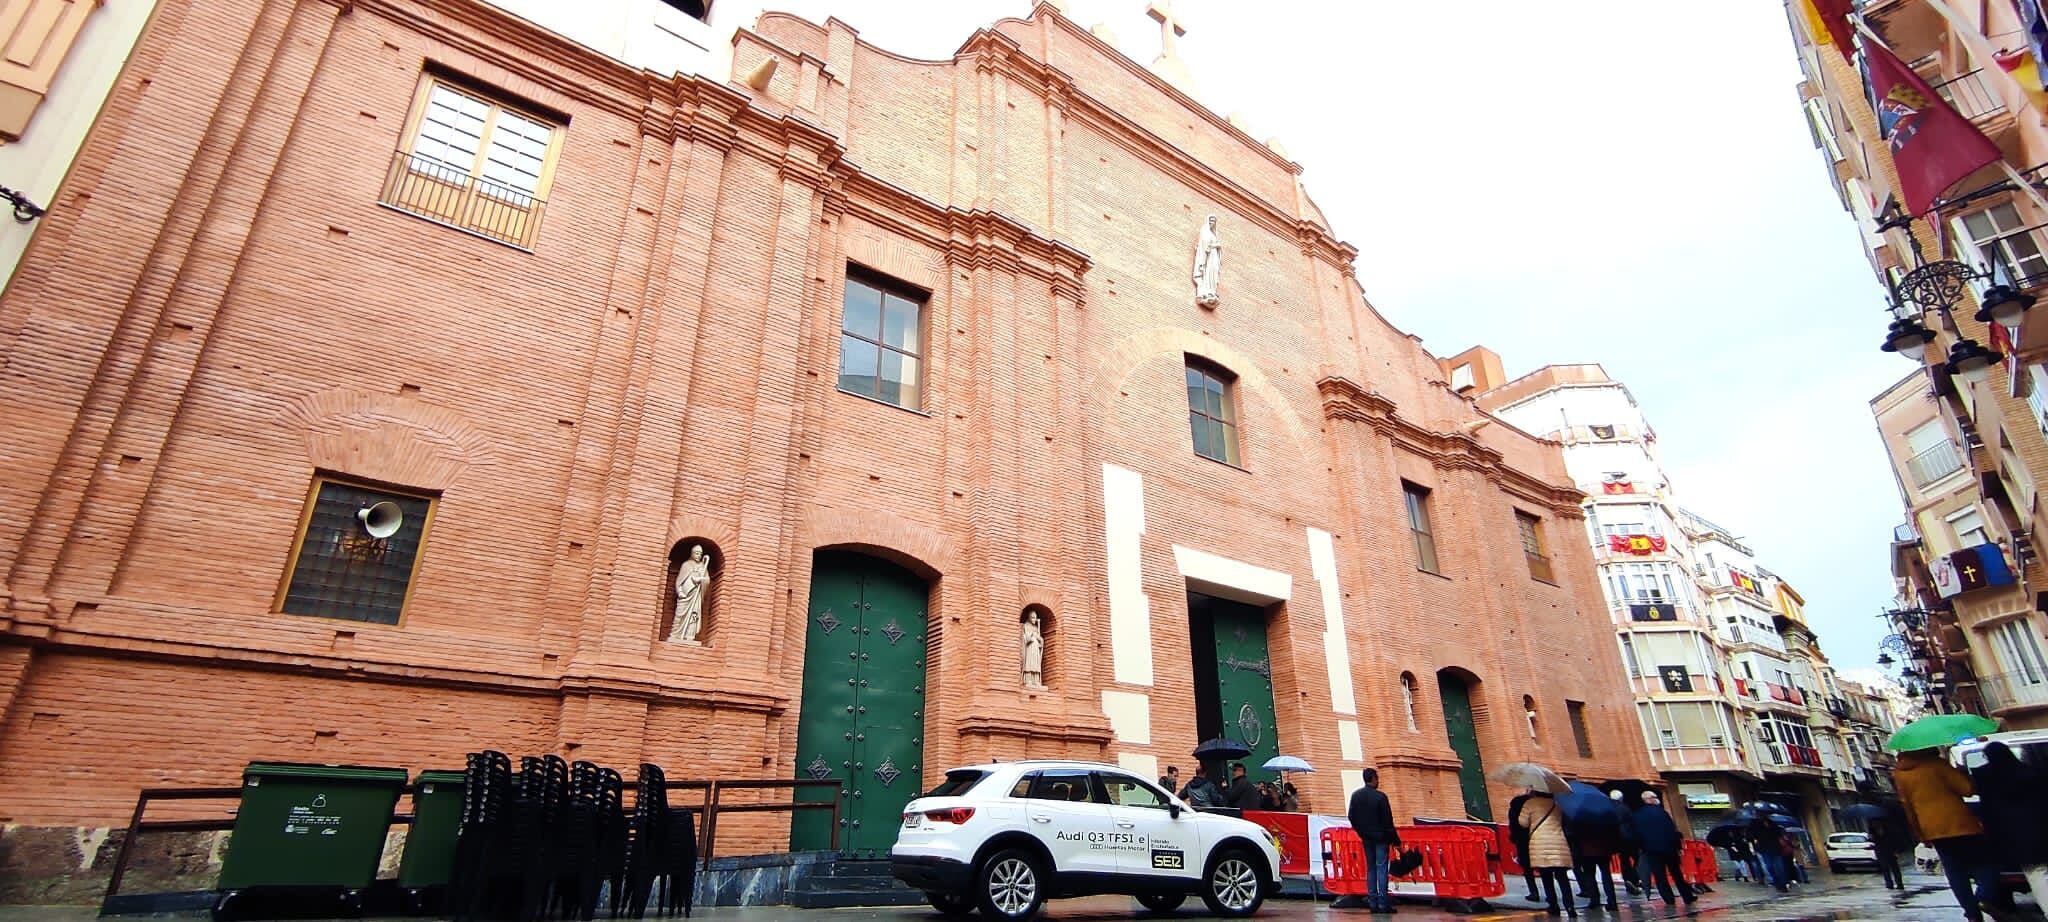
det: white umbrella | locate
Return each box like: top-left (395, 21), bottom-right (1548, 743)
top-left (1489, 761), bottom-right (1568, 794)
top-left (1263, 755), bottom-right (1314, 773)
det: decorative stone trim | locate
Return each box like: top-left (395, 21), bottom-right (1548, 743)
top-left (1318, 375), bottom-right (1584, 517)
top-left (279, 387), bottom-right (494, 491)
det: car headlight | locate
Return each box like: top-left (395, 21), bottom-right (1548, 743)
top-left (1261, 828), bottom-right (1279, 850)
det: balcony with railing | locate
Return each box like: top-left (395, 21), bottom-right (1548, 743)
top-left (1979, 671), bottom-right (2048, 714)
top-left (1932, 70), bottom-right (2010, 126)
top-left (1905, 441), bottom-right (1966, 488)
top-left (380, 150), bottom-right (547, 249)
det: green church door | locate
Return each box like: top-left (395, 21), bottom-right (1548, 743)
top-left (1436, 672), bottom-right (1494, 821)
top-left (1188, 593), bottom-right (1282, 783)
top-left (791, 551), bottom-right (929, 857)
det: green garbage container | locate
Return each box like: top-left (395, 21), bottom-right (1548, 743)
top-left (397, 770), bottom-right (465, 896)
top-left (216, 762), bottom-right (407, 912)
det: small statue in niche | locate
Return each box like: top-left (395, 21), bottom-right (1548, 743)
top-left (668, 544), bottom-right (712, 643)
top-left (1191, 214), bottom-right (1222, 307)
top-left (1021, 610), bottom-right (1045, 688)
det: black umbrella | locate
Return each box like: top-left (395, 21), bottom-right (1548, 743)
top-left (1704, 824), bottom-right (1744, 848)
top-left (1841, 803), bottom-right (1889, 822)
top-left (1192, 737), bottom-right (1253, 761)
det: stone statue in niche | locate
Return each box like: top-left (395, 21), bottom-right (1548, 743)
top-left (1191, 214), bottom-right (1222, 307)
top-left (667, 544), bottom-right (712, 644)
top-left (1021, 611), bottom-right (1045, 688)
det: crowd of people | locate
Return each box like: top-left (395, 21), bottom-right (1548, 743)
top-left (1887, 741), bottom-right (2048, 922)
top-left (1157, 762), bottom-right (1302, 812)
top-left (1506, 786), bottom-right (1697, 918)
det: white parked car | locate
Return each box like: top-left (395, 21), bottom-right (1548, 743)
top-left (1824, 832), bottom-right (1878, 873)
top-left (891, 760), bottom-right (1282, 920)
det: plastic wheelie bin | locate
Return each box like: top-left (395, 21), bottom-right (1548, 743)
top-left (396, 770), bottom-right (465, 912)
top-left (214, 762), bottom-right (408, 918)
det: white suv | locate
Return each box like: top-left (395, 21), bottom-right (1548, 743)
top-left (891, 760), bottom-right (1281, 920)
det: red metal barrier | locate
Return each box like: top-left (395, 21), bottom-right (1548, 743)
top-left (1320, 824), bottom-right (1504, 901)
top-left (1681, 840), bottom-right (1719, 886)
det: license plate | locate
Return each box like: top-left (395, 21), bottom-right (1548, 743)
top-left (902, 813), bottom-right (920, 828)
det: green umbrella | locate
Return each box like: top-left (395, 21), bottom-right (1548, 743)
top-left (1885, 713), bottom-right (1998, 752)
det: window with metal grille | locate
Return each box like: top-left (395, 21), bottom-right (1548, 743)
top-left (1516, 510), bottom-right (1553, 582)
top-left (279, 478), bottom-right (435, 625)
top-left (382, 75), bottom-right (563, 248)
top-left (839, 267), bottom-right (926, 410)
top-left (1184, 357), bottom-right (1241, 466)
top-left (1404, 482), bottom-right (1439, 574)
top-left (1566, 699), bottom-right (1594, 758)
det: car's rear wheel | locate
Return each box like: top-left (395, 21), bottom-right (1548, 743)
top-left (1137, 891), bottom-right (1187, 913)
top-left (926, 890), bottom-right (976, 917)
top-left (1829, 862), bottom-right (1844, 874)
top-left (975, 848), bottom-right (1047, 921)
top-left (1199, 849), bottom-right (1266, 917)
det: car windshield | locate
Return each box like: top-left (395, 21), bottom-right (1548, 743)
top-left (926, 769), bottom-right (988, 797)
top-left (1830, 834), bottom-right (1868, 844)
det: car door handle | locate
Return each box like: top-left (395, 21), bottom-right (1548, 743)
top-left (1030, 815), bottom-right (1052, 823)
top-left (1117, 822), bottom-right (1136, 829)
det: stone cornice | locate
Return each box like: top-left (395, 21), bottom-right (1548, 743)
top-left (834, 168), bottom-right (1092, 303)
top-left (1318, 376), bottom-right (1585, 516)
top-left (354, 0), bottom-right (652, 124)
top-left (955, 713), bottom-right (1114, 746)
top-left (950, 10), bottom-right (1357, 270)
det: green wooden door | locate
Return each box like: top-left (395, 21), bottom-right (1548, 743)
top-left (1201, 594), bottom-right (1281, 783)
top-left (791, 551), bottom-right (928, 856)
top-left (1436, 672), bottom-right (1494, 821)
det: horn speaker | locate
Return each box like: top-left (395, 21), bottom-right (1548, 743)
top-left (357, 501), bottom-right (403, 539)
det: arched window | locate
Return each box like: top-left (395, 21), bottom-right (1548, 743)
top-left (1184, 356), bottom-right (1241, 466)
top-left (1523, 694), bottom-right (1540, 742)
top-left (1400, 672), bottom-right (1419, 732)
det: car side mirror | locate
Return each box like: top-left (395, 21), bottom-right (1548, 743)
top-left (1169, 803), bottom-right (1183, 819)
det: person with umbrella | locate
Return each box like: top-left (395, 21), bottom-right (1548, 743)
top-left (1843, 801), bottom-right (1908, 891)
top-left (1745, 812), bottom-right (1792, 892)
top-left (1493, 763), bottom-right (1577, 918)
top-left (1558, 782), bottom-right (1626, 912)
top-left (1890, 714), bottom-right (2004, 922)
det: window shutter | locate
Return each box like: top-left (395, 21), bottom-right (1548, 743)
top-left (0, 0), bottom-right (103, 140)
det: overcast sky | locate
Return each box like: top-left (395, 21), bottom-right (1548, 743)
top-left (751, 1), bottom-right (1909, 672)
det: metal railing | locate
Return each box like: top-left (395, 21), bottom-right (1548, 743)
top-left (102, 774), bottom-right (842, 904)
top-left (380, 150), bottom-right (547, 248)
top-left (1977, 225), bottom-right (2048, 291)
top-left (1933, 70), bottom-right (2007, 122)
top-left (1906, 441), bottom-right (1965, 486)
top-left (1979, 670), bottom-right (2048, 712)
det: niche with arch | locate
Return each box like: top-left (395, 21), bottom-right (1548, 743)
top-left (662, 537), bottom-right (725, 645)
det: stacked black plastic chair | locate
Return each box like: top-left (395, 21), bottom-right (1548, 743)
top-left (618, 764), bottom-right (669, 920)
top-left (656, 805), bottom-right (697, 918)
top-left (449, 750), bottom-right (513, 922)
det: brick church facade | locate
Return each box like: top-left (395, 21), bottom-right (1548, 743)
top-left (0, 0), bottom-right (1651, 872)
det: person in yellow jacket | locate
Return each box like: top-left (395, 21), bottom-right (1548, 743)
top-left (1893, 749), bottom-right (2003, 921)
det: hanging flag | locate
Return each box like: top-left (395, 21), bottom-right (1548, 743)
top-left (1629, 603), bottom-right (1676, 623)
top-left (1934, 542), bottom-right (2017, 597)
top-left (2024, 0), bottom-right (2048, 89)
top-left (1602, 480), bottom-right (1635, 494)
top-left (1865, 40), bottom-right (2003, 215)
top-left (1996, 49), bottom-right (2048, 113)
top-left (1800, 0), bottom-right (1857, 64)
top-left (1659, 666), bottom-right (1695, 694)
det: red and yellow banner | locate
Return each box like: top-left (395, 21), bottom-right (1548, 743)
top-left (1607, 534), bottom-right (1667, 555)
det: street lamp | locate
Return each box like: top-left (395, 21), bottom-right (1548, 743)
top-left (1974, 283), bottom-right (2038, 327)
top-left (1946, 338), bottom-right (2002, 385)
top-left (1874, 204), bottom-right (2022, 380)
top-left (1881, 316), bottom-right (1936, 360)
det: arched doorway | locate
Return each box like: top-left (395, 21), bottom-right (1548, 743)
top-left (791, 550), bottom-right (930, 856)
top-left (1436, 667), bottom-right (1493, 821)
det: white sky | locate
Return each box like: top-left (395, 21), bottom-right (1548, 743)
top-left (749, 1), bottom-right (1907, 671)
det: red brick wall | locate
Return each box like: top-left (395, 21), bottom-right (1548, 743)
top-left (0, 0), bottom-right (1650, 854)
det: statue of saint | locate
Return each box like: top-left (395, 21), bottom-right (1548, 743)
top-left (668, 544), bottom-right (711, 643)
top-left (1021, 611), bottom-right (1045, 688)
top-left (1191, 214), bottom-right (1222, 306)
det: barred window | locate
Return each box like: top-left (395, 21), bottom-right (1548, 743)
top-left (279, 478), bottom-right (435, 625)
top-left (382, 75), bottom-right (563, 248)
top-left (1516, 510), bottom-right (1553, 582)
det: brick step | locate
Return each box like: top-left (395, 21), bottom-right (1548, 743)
top-left (787, 886), bottom-right (927, 909)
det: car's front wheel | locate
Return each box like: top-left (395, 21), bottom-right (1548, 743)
top-left (1136, 891), bottom-right (1187, 913)
top-left (975, 848), bottom-right (1047, 921)
top-left (926, 890), bottom-right (975, 918)
top-left (1199, 849), bottom-right (1266, 917)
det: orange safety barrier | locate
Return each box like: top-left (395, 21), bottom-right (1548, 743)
top-left (1681, 840), bottom-right (1719, 886)
top-left (1321, 824), bottom-right (1505, 902)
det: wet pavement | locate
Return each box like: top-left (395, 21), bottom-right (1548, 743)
top-left (0, 869), bottom-right (2033, 922)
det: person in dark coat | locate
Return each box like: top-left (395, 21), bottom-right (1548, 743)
top-left (1568, 814), bottom-right (1622, 912)
top-left (1628, 792), bottom-right (1696, 905)
top-left (1507, 792), bottom-right (1542, 902)
top-left (1866, 810), bottom-right (1908, 891)
top-left (1180, 772), bottom-right (1224, 810)
top-left (1226, 763), bottom-right (1262, 811)
top-left (1745, 815), bottom-right (1791, 893)
top-left (1158, 765), bottom-right (1180, 794)
top-left (1973, 742), bottom-right (2048, 904)
top-left (1347, 768), bottom-right (1401, 914)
